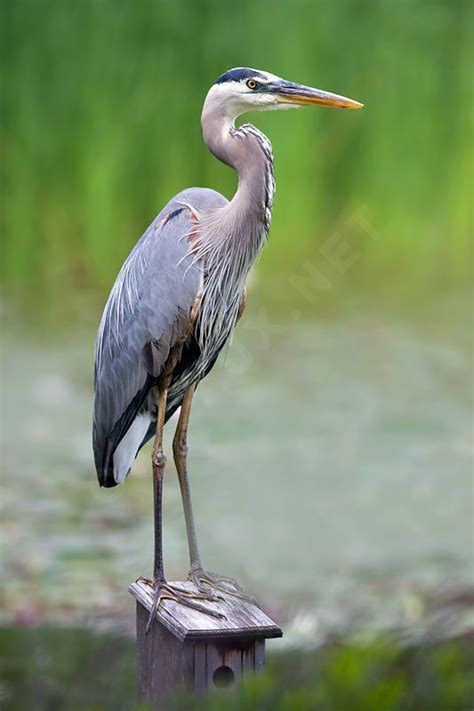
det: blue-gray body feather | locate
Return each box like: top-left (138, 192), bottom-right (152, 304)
top-left (93, 187), bottom-right (228, 487)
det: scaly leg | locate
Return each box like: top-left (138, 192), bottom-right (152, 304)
top-left (145, 383), bottom-right (224, 634)
top-left (173, 384), bottom-right (254, 602)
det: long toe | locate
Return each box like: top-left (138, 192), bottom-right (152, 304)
top-left (145, 578), bottom-right (226, 634)
top-left (145, 583), bottom-right (163, 634)
top-left (189, 569), bottom-right (256, 603)
top-left (162, 583), bottom-right (225, 619)
top-left (164, 581), bottom-right (222, 603)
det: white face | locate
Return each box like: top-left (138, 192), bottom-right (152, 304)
top-left (205, 69), bottom-right (300, 121)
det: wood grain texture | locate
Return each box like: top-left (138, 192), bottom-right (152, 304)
top-left (136, 603), bottom-right (194, 704)
top-left (129, 579), bottom-right (282, 643)
top-left (136, 605), bottom-right (269, 703)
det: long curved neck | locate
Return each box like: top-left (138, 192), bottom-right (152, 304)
top-left (201, 104), bottom-right (275, 235)
top-left (194, 100), bottom-right (275, 363)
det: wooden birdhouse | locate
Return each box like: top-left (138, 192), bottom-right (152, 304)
top-left (129, 578), bottom-right (282, 706)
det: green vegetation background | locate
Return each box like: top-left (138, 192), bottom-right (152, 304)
top-left (2, 627), bottom-right (472, 710)
top-left (1, 0), bottom-right (472, 316)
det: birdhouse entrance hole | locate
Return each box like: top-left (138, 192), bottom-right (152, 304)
top-left (213, 665), bottom-right (235, 688)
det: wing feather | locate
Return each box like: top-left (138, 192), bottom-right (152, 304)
top-left (93, 201), bottom-right (201, 482)
top-left (93, 188), bottom-right (228, 485)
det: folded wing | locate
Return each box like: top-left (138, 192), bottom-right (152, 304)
top-left (93, 198), bottom-right (202, 486)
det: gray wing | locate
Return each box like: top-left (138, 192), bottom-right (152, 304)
top-left (93, 187), bottom-right (226, 485)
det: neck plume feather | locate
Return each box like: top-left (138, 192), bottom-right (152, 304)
top-left (193, 110), bottom-right (276, 364)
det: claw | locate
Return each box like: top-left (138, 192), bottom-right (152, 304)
top-left (144, 579), bottom-right (226, 634)
top-left (188, 568), bottom-right (256, 604)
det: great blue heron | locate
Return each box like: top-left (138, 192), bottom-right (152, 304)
top-left (93, 67), bottom-right (362, 628)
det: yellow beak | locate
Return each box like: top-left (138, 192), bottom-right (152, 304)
top-left (274, 81), bottom-right (364, 110)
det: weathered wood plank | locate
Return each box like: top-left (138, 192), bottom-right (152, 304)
top-left (206, 643), bottom-right (242, 689)
top-left (129, 579), bottom-right (282, 642)
top-left (192, 642), bottom-right (208, 695)
top-left (136, 602), bottom-right (194, 704)
top-left (254, 638), bottom-right (266, 673)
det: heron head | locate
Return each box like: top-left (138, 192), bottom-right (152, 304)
top-left (207, 67), bottom-right (363, 120)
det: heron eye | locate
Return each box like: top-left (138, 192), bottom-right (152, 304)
top-left (246, 79), bottom-right (257, 90)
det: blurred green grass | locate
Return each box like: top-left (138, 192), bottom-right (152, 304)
top-left (1, 0), bottom-right (472, 313)
top-left (0, 627), bottom-right (472, 711)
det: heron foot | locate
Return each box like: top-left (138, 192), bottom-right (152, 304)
top-left (139, 576), bottom-right (226, 634)
top-left (188, 567), bottom-right (256, 604)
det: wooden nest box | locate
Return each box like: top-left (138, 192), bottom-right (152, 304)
top-left (129, 579), bottom-right (282, 705)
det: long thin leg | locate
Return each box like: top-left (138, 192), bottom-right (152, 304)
top-left (173, 385), bottom-right (251, 600)
top-left (152, 384), bottom-right (168, 582)
top-left (144, 384), bottom-right (224, 633)
top-left (172, 383), bottom-right (202, 572)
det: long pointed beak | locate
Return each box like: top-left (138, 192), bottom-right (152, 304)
top-left (274, 80), bottom-right (363, 109)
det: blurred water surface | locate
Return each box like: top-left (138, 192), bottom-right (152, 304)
top-left (1, 303), bottom-right (471, 645)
